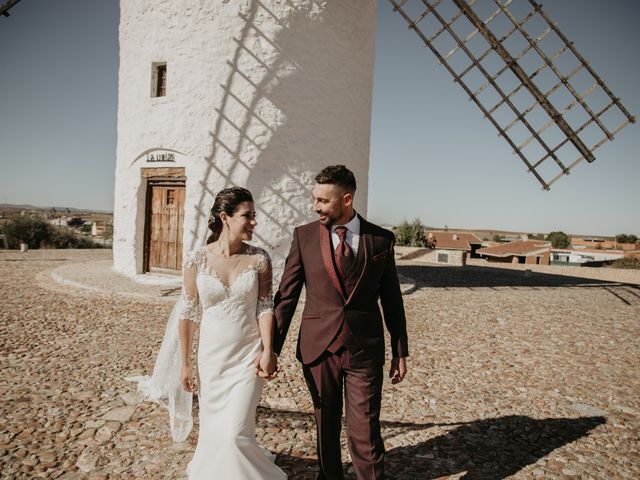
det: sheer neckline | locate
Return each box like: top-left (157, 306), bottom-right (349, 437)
top-left (205, 242), bottom-right (251, 260)
top-left (201, 266), bottom-right (256, 297)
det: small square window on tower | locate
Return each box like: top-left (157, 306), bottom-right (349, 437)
top-left (151, 62), bottom-right (167, 97)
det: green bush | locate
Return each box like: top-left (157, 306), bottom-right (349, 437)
top-left (395, 218), bottom-right (427, 247)
top-left (546, 231), bottom-right (570, 249)
top-left (1, 215), bottom-right (104, 249)
top-left (615, 234), bottom-right (638, 244)
top-left (50, 226), bottom-right (104, 248)
top-left (1, 215), bottom-right (52, 249)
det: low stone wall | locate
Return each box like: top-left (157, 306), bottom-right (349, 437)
top-left (395, 246), bottom-right (466, 266)
top-left (421, 249), bottom-right (466, 266)
top-left (467, 258), bottom-right (640, 285)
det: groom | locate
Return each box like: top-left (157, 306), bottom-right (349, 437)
top-left (274, 165), bottom-right (409, 479)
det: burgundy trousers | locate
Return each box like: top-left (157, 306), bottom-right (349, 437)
top-left (302, 347), bottom-right (385, 480)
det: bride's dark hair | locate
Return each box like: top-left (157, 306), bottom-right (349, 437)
top-left (207, 187), bottom-right (254, 244)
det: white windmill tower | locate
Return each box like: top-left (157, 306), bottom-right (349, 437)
top-left (112, 1), bottom-right (377, 277)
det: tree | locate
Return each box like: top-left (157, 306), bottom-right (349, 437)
top-left (546, 231), bottom-right (570, 249)
top-left (1, 215), bottom-right (52, 249)
top-left (491, 234), bottom-right (503, 243)
top-left (67, 217), bottom-right (84, 228)
top-left (616, 234), bottom-right (638, 244)
top-left (103, 223), bottom-right (114, 241)
top-left (395, 218), bottom-right (427, 247)
top-left (1, 215), bottom-right (104, 249)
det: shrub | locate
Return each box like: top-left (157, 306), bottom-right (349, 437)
top-left (610, 257), bottom-right (640, 269)
top-left (67, 217), bottom-right (84, 228)
top-left (1, 215), bottom-right (52, 249)
top-left (49, 226), bottom-right (104, 248)
top-left (1, 215), bottom-right (104, 249)
top-left (396, 218), bottom-right (427, 247)
top-left (615, 234), bottom-right (638, 244)
top-left (546, 231), bottom-right (570, 249)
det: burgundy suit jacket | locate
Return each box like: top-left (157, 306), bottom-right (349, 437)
top-left (274, 215), bottom-right (409, 365)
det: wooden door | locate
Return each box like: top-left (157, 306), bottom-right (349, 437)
top-left (145, 183), bottom-right (185, 273)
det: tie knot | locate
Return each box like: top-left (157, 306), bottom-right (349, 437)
top-left (335, 226), bottom-right (348, 240)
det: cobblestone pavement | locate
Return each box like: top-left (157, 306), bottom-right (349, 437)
top-left (1, 250), bottom-right (639, 479)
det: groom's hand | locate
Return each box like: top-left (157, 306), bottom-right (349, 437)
top-left (389, 357), bottom-right (407, 384)
top-left (255, 352), bottom-right (278, 380)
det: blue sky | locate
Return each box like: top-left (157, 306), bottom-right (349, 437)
top-left (0, 0), bottom-right (638, 236)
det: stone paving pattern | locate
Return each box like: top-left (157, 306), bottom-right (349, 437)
top-left (1, 249), bottom-right (639, 479)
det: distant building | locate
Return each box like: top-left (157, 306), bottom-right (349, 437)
top-left (48, 217), bottom-right (69, 227)
top-left (571, 237), bottom-right (637, 251)
top-left (91, 221), bottom-right (107, 237)
top-left (497, 233), bottom-right (530, 243)
top-left (477, 240), bottom-right (551, 265)
top-left (421, 230), bottom-right (484, 266)
top-left (551, 248), bottom-right (624, 266)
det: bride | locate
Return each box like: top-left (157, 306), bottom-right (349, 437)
top-left (130, 187), bottom-right (287, 479)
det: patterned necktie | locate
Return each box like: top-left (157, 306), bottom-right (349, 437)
top-left (334, 226), bottom-right (353, 277)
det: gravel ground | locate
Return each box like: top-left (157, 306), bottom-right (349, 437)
top-left (1, 249), bottom-right (638, 479)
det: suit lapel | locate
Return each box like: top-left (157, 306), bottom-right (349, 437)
top-left (319, 222), bottom-right (346, 301)
top-left (345, 214), bottom-right (371, 305)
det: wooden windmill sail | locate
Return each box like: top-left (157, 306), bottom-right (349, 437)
top-left (389, 0), bottom-right (635, 190)
top-left (0, 0), bottom-right (22, 17)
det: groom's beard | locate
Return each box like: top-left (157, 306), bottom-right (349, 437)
top-left (316, 211), bottom-right (339, 227)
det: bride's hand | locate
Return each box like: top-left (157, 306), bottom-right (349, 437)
top-left (181, 365), bottom-right (198, 393)
top-left (256, 351), bottom-right (278, 380)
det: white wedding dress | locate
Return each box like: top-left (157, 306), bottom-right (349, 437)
top-left (130, 243), bottom-right (287, 480)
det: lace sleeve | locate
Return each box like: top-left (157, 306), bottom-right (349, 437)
top-left (255, 247), bottom-right (274, 320)
top-left (178, 249), bottom-right (202, 323)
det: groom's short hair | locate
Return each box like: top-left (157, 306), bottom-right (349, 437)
top-left (315, 165), bottom-right (357, 194)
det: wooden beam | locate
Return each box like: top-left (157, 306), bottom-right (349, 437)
top-left (1, 0), bottom-right (22, 17)
top-left (451, 0), bottom-right (595, 164)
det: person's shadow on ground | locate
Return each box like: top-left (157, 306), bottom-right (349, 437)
top-left (268, 410), bottom-right (605, 479)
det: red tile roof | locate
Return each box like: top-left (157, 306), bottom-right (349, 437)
top-left (424, 231), bottom-right (483, 251)
top-left (477, 240), bottom-right (551, 257)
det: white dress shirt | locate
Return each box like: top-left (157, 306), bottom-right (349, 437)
top-left (331, 212), bottom-right (360, 255)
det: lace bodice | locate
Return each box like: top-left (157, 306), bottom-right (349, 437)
top-left (177, 243), bottom-right (274, 323)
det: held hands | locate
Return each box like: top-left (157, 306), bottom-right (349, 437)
top-left (389, 357), bottom-right (407, 384)
top-left (181, 364), bottom-right (198, 393)
top-left (255, 350), bottom-right (278, 380)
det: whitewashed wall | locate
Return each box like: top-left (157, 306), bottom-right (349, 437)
top-left (113, 0), bottom-right (377, 277)
top-left (422, 249), bottom-right (466, 266)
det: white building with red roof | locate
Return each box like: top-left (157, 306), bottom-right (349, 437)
top-left (477, 240), bottom-right (552, 265)
top-left (421, 230), bottom-right (484, 266)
